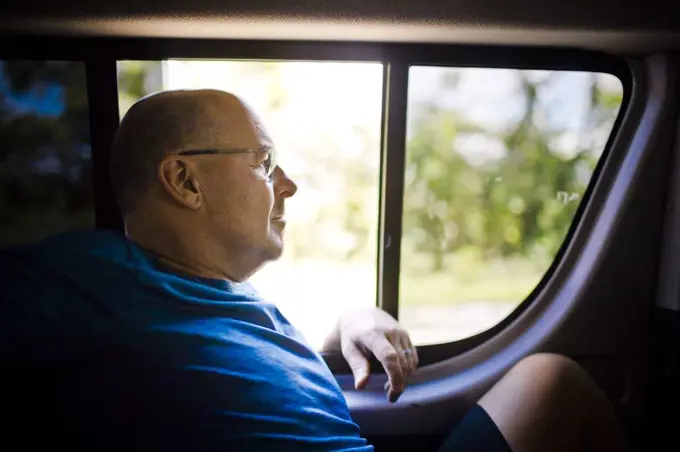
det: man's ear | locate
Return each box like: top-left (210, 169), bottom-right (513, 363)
top-left (157, 156), bottom-right (203, 210)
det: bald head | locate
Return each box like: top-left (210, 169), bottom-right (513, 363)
top-left (110, 89), bottom-right (271, 214)
top-left (110, 88), bottom-right (297, 281)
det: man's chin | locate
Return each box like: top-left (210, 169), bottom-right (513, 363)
top-left (268, 247), bottom-right (284, 261)
top-left (263, 238), bottom-right (284, 261)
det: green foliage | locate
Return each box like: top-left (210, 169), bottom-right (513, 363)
top-left (117, 61), bottom-right (163, 118)
top-left (403, 70), bottom-right (623, 273)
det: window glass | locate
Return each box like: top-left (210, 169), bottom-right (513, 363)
top-left (401, 67), bottom-right (623, 345)
top-left (0, 61), bottom-right (93, 247)
top-left (117, 60), bottom-right (383, 349)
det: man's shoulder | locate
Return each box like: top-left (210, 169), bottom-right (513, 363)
top-left (0, 229), bottom-right (137, 360)
top-left (2, 229), bottom-right (146, 276)
top-left (7, 228), bottom-right (128, 256)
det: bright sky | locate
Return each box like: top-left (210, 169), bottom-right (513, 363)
top-left (409, 66), bottom-right (622, 163)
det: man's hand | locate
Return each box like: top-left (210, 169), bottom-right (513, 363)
top-left (323, 307), bottom-right (419, 403)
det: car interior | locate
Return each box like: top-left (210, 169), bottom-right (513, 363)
top-left (1, 0), bottom-right (679, 450)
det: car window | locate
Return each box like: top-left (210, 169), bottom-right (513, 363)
top-left (400, 67), bottom-right (623, 345)
top-left (0, 61), bottom-right (93, 247)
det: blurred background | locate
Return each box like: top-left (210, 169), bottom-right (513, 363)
top-left (0, 59), bottom-right (622, 348)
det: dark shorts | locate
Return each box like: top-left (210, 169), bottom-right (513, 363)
top-left (437, 404), bottom-right (512, 452)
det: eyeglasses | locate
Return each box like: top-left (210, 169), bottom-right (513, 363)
top-left (177, 147), bottom-right (277, 177)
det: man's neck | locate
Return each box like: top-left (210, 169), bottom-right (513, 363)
top-left (126, 232), bottom-right (252, 284)
top-left (125, 210), bottom-right (266, 282)
top-left (151, 252), bottom-right (237, 282)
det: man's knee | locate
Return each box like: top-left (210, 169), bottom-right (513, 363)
top-left (479, 354), bottom-right (629, 452)
top-left (480, 352), bottom-right (604, 417)
top-left (507, 353), bottom-right (592, 401)
top-left (478, 353), bottom-right (589, 449)
top-left (513, 353), bottom-right (584, 378)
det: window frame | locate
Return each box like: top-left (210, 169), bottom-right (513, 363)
top-left (0, 35), bottom-right (632, 373)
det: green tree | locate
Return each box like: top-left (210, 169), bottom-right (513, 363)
top-left (404, 106), bottom-right (484, 270)
top-left (403, 69), bottom-right (623, 271)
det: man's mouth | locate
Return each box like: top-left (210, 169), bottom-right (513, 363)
top-left (271, 204), bottom-right (285, 222)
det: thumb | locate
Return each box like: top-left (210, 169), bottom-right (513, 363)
top-left (343, 340), bottom-right (370, 390)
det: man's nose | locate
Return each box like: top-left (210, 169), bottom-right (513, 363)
top-left (273, 167), bottom-right (298, 198)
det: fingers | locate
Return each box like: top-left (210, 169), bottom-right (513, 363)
top-left (385, 340), bottom-right (409, 403)
top-left (384, 336), bottom-right (419, 403)
top-left (364, 331), bottom-right (406, 401)
top-left (401, 336), bottom-right (417, 375)
top-left (391, 339), bottom-right (410, 389)
top-left (342, 339), bottom-right (371, 390)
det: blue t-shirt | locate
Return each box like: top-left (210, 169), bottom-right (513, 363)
top-left (0, 229), bottom-right (372, 451)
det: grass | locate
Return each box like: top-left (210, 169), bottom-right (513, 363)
top-left (398, 249), bottom-right (546, 307)
top-left (399, 269), bottom-right (540, 307)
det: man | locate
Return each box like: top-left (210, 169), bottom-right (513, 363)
top-left (1, 89), bottom-right (631, 451)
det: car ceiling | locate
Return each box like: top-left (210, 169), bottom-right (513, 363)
top-left (1, 0), bottom-right (680, 53)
